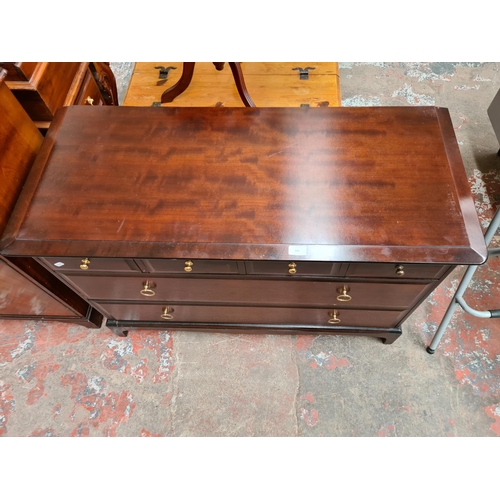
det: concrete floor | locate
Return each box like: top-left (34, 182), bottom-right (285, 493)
top-left (1, 62), bottom-right (500, 437)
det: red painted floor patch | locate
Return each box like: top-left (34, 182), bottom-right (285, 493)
top-left (377, 424), bottom-right (396, 437)
top-left (484, 405), bottom-right (500, 436)
top-left (61, 372), bottom-right (136, 437)
top-left (300, 393), bottom-right (315, 404)
top-left (300, 408), bottom-right (319, 428)
top-left (98, 331), bottom-right (174, 384)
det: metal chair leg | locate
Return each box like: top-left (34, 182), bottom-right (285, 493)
top-left (427, 206), bottom-right (500, 353)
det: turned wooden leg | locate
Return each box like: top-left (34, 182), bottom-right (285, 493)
top-left (161, 62), bottom-right (196, 103)
top-left (229, 62), bottom-right (256, 107)
top-left (213, 62), bottom-right (225, 71)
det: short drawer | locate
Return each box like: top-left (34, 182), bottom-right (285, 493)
top-left (245, 261), bottom-right (342, 276)
top-left (99, 302), bottom-right (406, 329)
top-left (143, 259), bottom-right (240, 274)
top-left (345, 263), bottom-right (450, 280)
top-left (41, 257), bottom-right (140, 273)
top-left (67, 275), bottom-right (431, 309)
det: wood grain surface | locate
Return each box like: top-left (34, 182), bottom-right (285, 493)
top-left (1, 105), bottom-right (486, 264)
top-left (124, 62), bottom-right (341, 107)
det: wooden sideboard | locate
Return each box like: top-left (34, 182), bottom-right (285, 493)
top-left (0, 70), bottom-right (103, 326)
top-left (0, 106), bottom-right (486, 343)
top-left (0, 62), bottom-right (118, 132)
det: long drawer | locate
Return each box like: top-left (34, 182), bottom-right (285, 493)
top-left (99, 302), bottom-right (406, 329)
top-left (66, 275), bottom-right (432, 309)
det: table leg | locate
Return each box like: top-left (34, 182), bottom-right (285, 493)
top-left (229, 62), bottom-right (256, 107)
top-left (161, 62), bottom-right (196, 103)
top-left (92, 62), bottom-right (119, 105)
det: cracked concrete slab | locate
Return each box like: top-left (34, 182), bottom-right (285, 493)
top-left (167, 332), bottom-right (298, 436)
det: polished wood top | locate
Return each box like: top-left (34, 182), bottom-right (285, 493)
top-left (1, 106), bottom-right (486, 264)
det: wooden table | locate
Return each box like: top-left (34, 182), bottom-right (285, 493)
top-left (0, 106), bottom-right (486, 343)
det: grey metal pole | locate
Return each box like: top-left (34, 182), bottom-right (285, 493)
top-left (427, 207), bottom-right (500, 354)
top-left (427, 265), bottom-right (480, 353)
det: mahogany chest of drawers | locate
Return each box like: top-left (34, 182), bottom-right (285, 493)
top-left (0, 106), bottom-right (487, 343)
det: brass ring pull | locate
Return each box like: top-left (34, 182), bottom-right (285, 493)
top-left (184, 260), bottom-right (193, 272)
top-left (328, 310), bottom-right (341, 324)
top-left (336, 285), bottom-right (352, 302)
top-left (161, 306), bottom-right (174, 320)
top-left (80, 258), bottom-right (90, 270)
top-left (140, 280), bottom-right (156, 297)
top-left (395, 265), bottom-right (405, 276)
top-left (85, 96), bottom-right (94, 105)
top-left (288, 262), bottom-right (297, 274)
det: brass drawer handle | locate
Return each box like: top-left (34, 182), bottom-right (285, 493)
top-left (395, 265), bottom-right (405, 276)
top-left (328, 310), bottom-right (341, 324)
top-left (85, 96), bottom-right (94, 105)
top-left (288, 262), bottom-right (297, 274)
top-left (161, 306), bottom-right (174, 320)
top-left (140, 280), bottom-right (156, 297)
top-left (80, 258), bottom-right (90, 270)
top-left (336, 285), bottom-right (352, 302)
top-left (184, 260), bottom-right (193, 272)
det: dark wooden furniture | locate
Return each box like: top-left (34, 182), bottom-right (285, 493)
top-left (0, 62), bottom-right (119, 132)
top-left (0, 70), bottom-right (102, 326)
top-left (0, 106), bottom-right (486, 343)
top-left (161, 62), bottom-right (255, 106)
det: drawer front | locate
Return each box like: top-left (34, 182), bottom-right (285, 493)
top-left (345, 263), bottom-right (449, 280)
top-left (74, 70), bottom-right (105, 106)
top-left (245, 261), bottom-right (342, 276)
top-left (99, 302), bottom-right (405, 329)
top-left (67, 275), bottom-right (430, 309)
top-left (144, 259), bottom-right (240, 274)
top-left (41, 257), bottom-right (140, 273)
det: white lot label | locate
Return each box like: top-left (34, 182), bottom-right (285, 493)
top-left (288, 246), bottom-right (307, 256)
